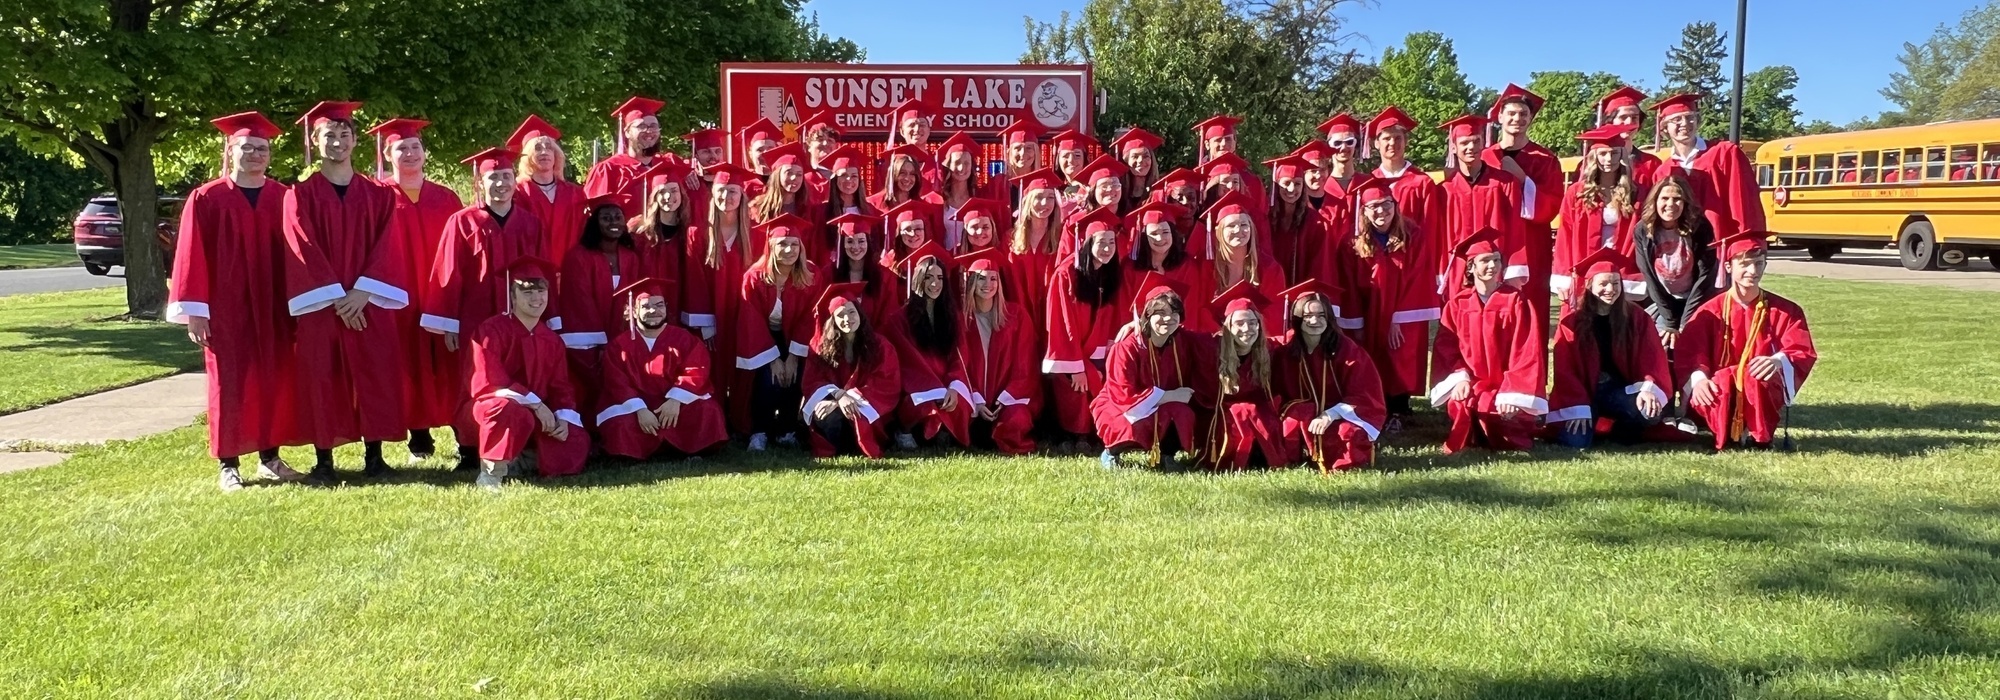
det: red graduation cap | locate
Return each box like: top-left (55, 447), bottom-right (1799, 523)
top-left (817, 144), bottom-right (867, 173)
top-left (613, 96), bottom-right (666, 126)
top-left (955, 197), bottom-right (1003, 226)
top-left (1651, 93), bottom-right (1701, 119)
top-left (1015, 166), bottom-right (1062, 193)
top-left (1073, 205), bottom-right (1122, 241)
top-left (1488, 83), bottom-right (1546, 120)
top-left (1719, 230), bottom-right (1770, 261)
top-left (1131, 270), bottom-right (1191, 316)
top-left (1572, 246), bottom-right (1637, 282)
top-left (883, 199), bottom-right (930, 229)
top-left (997, 118), bottom-right (1043, 146)
top-left (1578, 123), bottom-right (1637, 151)
top-left (705, 162), bottom-right (759, 189)
top-left (798, 110), bottom-right (842, 137)
top-left (584, 192), bottom-right (625, 217)
top-left (212, 111), bottom-right (285, 140)
top-left (298, 100), bottom-right (362, 129)
top-left (367, 118), bottom-right (428, 145)
top-left (1198, 152), bottom-right (1252, 181)
top-left (897, 239), bottom-right (951, 272)
top-left (1193, 114), bottom-right (1242, 140)
top-left (1111, 127), bottom-right (1164, 155)
top-left (505, 255), bottom-right (558, 285)
top-left (505, 114), bottom-right (562, 153)
top-left (1278, 278), bottom-right (1342, 320)
top-left (1077, 152), bottom-right (1129, 185)
top-left (1125, 200), bottom-right (1188, 229)
top-left (828, 211), bottom-right (882, 237)
top-left (1317, 113), bottom-right (1361, 138)
top-left (1213, 280), bottom-right (1272, 320)
top-left (759, 142), bottom-right (809, 171)
top-left (1366, 106), bottom-right (1418, 138)
top-left (613, 276), bottom-right (671, 303)
top-left (756, 212), bottom-right (811, 241)
top-left (1598, 86), bottom-right (1649, 123)
top-left (1354, 175), bottom-right (1394, 205)
top-left (1049, 129), bottom-right (1099, 153)
top-left (1151, 167), bottom-right (1203, 195)
top-left (641, 159), bottom-right (692, 191)
top-left (685, 128), bottom-right (728, 152)
top-left (889, 98), bottom-right (936, 125)
top-left (462, 147), bottom-right (519, 177)
top-left (1438, 114), bottom-right (1490, 141)
top-left (817, 281), bottom-right (869, 318)
top-left (739, 117), bottom-right (783, 146)
top-left (1289, 140), bottom-right (1337, 165)
top-left (938, 131), bottom-right (981, 158)
top-left (1205, 189), bottom-right (1257, 221)
top-left (881, 143), bottom-right (935, 171)
top-left (954, 246), bottom-right (1004, 274)
top-left (1265, 153), bottom-right (1315, 182)
top-left (1451, 227), bottom-right (1504, 259)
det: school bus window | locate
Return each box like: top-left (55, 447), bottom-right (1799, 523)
top-left (1925, 146), bottom-right (1947, 180)
top-left (1861, 150), bottom-right (1880, 183)
top-left (1882, 150), bottom-right (1903, 182)
top-left (1950, 145), bottom-right (1978, 181)
top-left (1983, 143), bottom-right (2000, 181)
top-left (1757, 164), bottom-right (1773, 187)
top-left (1777, 156), bottom-right (1793, 186)
top-left (1791, 155), bottom-right (1811, 186)
top-left (1904, 148), bottom-right (1925, 181)
top-left (1835, 153), bottom-right (1859, 183)
top-left (1812, 154), bottom-right (1835, 185)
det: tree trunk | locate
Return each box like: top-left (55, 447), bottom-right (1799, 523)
top-left (112, 134), bottom-right (166, 319)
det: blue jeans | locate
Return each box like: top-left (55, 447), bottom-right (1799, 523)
top-left (1554, 377), bottom-right (1658, 448)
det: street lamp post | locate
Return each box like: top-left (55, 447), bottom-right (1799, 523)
top-left (1730, 0), bottom-right (1748, 141)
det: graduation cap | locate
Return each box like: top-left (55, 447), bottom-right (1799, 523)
top-left (211, 112), bottom-right (284, 174)
top-left (1265, 153), bottom-right (1315, 182)
top-left (1439, 114), bottom-right (1489, 141)
top-left (828, 211), bottom-right (883, 237)
top-left (882, 200), bottom-right (931, 238)
top-left (1572, 246), bottom-right (1638, 283)
top-left (684, 127), bottom-right (728, 152)
top-left (612, 276), bottom-right (673, 338)
top-left (1316, 113), bottom-right (1361, 140)
top-left (1212, 280), bottom-right (1272, 323)
top-left (817, 282), bottom-right (869, 319)
top-left (1719, 229), bottom-right (1770, 261)
top-left (1289, 140), bottom-right (1338, 166)
top-left (997, 118), bottom-right (1043, 146)
top-left (1489, 83), bottom-right (1546, 120)
top-left (759, 141), bottom-right (809, 171)
top-left (1651, 93), bottom-right (1701, 119)
top-left (1205, 189), bottom-right (1256, 221)
top-left (1015, 166), bottom-right (1062, 193)
top-left (954, 246), bottom-right (1004, 275)
top-left (505, 114), bottom-right (562, 154)
top-left (1125, 200), bottom-right (1188, 229)
top-left (584, 192), bottom-right (625, 220)
top-left (368, 118), bottom-right (428, 147)
top-left (1198, 152), bottom-right (1252, 182)
top-left (889, 98), bottom-right (935, 125)
top-left (897, 240), bottom-right (951, 271)
top-left (1363, 106), bottom-right (1418, 160)
top-left (1151, 167), bottom-right (1203, 196)
top-left (1072, 206), bottom-right (1122, 252)
top-left (1450, 227), bottom-right (1504, 260)
top-left (880, 143), bottom-right (936, 174)
top-left (505, 255), bottom-right (557, 287)
top-left (1111, 127), bottom-right (1164, 155)
top-left (1578, 123), bottom-right (1638, 151)
top-left (1354, 176), bottom-right (1394, 205)
top-left (641, 158), bottom-right (692, 192)
top-left (798, 110), bottom-right (843, 138)
top-left (462, 147), bottom-right (519, 179)
top-left (739, 118), bottom-right (784, 148)
top-left (1597, 86), bottom-right (1649, 125)
top-left (1193, 114), bottom-right (1242, 140)
top-left (1278, 278), bottom-right (1342, 321)
top-left (297, 100), bottom-right (363, 160)
top-left (756, 212), bottom-right (810, 241)
top-left (938, 131), bottom-right (980, 158)
top-left (955, 197), bottom-right (1003, 226)
top-left (1077, 152), bottom-right (1129, 185)
top-left (612, 96), bottom-right (665, 153)
top-left (705, 162), bottom-right (758, 189)
top-left (1049, 129), bottom-right (1099, 153)
top-left (817, 144), bottom-right (867, 173)
top-left (1130, 270), bottom-right (1191, 316)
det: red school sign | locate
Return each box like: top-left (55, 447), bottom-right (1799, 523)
top-left (719, 63), bottom-right (1095, 148)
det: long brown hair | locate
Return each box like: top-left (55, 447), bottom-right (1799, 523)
top-left (1217, 312), bottom-right (1272, 397)
top-left (815, 304), bottom-right (876, 366)
top-left (1352, 206), bottom-right (1410, 258)
top-left (756, 237), bottom-right (814, 289)
top-left (1578, 152), bottom-right (1635, 220)
top-left (878, 155), bottom-right (924, 208)
top-left (752, 168), bottom-right (813, 223)
top-left (1575, 287), bottom-right (1639, 376)
top-left (631, 180), bottom-right (690, 245)
top-left (1637, 174), bottom-right (1704, 233)
top-left (704, 187), bottom-right (752, 269)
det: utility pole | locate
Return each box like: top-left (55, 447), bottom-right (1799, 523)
top-left (1730, 0), bottom-right (1748, 141)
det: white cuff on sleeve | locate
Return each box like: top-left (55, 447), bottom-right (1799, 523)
top-left (665, 387), bottom-right (708, 404)
top-left (996, 390), bottom-right (1031, 407)
top-left (1774, 353), bottom-right (1799, 406)
top-left (595, 397), bottom-right (649, 425)
top-left (735, 346), bottom-right (780, 370)
top-left (1545, 405), bottom-right (1592, 424)
top-left (1428, 370), bottom-right (1470, 405)
top-left (1325, 402), bottom-right (1380, 442)
top-left (845, 388), bottom-right (880, 423)
top-left (1122, 387), bottom-right (1164, 424)
top-left (1043, 359), bottom-right (1085, 374)
top-left (560, 332), bottom-right (609, 349)
top-left (1495, 392), bottom-right (1549, 415)
top-left (1503, 264), bottom-right (1531, 281)
top-left (789, 341), bottom-right (811, 357)
top-left (352, 276), bottom-right (409, 309)
top-left (420, 314), bottom-right (460, 334)
top-left (801, 384), bottom-right (842, 423)
top-left (288, 283), bottom-right (346, 316)
top-left (555, 409), bottom-right (585, 428)
top-left (1624, 380), bottom-right (1669, 408)
top-left (1390, 308), bottom-right (1440, 324)
top-left (165, 300), bottom-right (210, 324)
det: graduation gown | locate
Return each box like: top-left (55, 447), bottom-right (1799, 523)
top-left (467, 313), bottom-right (589, 475)
top-left (516, 178), bottom-right (588, 268)
top-left (1552, 184), bottom-right (1641, 300)
top-left (732, 262), bottom-right (822, 433)
top-left (422, 204), bottom-right (547, 338)
top-left (168, 178), bottom-right (302, 458)
top-left (1439, 166), bottom-right (1529, 293)
top-left (1484, 143), bottom-right (1563, 310)
top-left (1204, 342), bottom-right (1289, 470)
top-left (1651, 140), bottom-right (1765, 238)
top-left (1184, 257), bottom-right (1286, 336)
top-left (882, 306), bottom-right (973, 445)
top-left (1003, 238), bottom-right (1060, 324)
top-left (1092, 331), bottom-right (1211, 455)
top-left (382, 178), bottom-right (465, 432)
top-left (679, 222), bottom-right (762, 364)
top-left (1429, 286), bottom-right (1546, 454)
top-left (1267, 201), bottom-right (1337, 288)
top-left (1547, 307), bottom-right (1672, 428)
top-left (556, 243), bottom-right (644, 416)
top-left (1273, 332), bottom-right (1387, 472)
top-left (281, 172), bottom-right (408, 447)
top-left (958, 303), bottom-right (1042, 454)
top-left (1332, 223), bottom-right (1442, 397)
top-left (632, 225), bottom-right (694, 322)
top-left (1675, 290), bottom-right (1816, 450)
top-left (1373, 164), bottom-right (1446, 231)
top-left (1043, 266), bottom-right (1128, 436)
top-left (800, 339), bottom-right (901, 458)
top-left (584, 153), bottom-right (676, 221)
top-left (596, 325), bottom-right (730, 457)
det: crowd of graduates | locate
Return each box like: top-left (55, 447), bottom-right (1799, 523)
top-left (168, 83), bottom-right (1820, 492)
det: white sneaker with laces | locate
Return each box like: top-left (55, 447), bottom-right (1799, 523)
top-left (475, 473), bottom-right (503, 491)
top-left (256, 458), bottom-right (305, 482)
top-left (894, 432), bottom-right (918, 450)
top-left (748, 433), bottom-right (770, 451)
top-left (218, 467), bottom-right (245, 493)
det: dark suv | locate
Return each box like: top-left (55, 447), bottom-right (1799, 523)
top-left (73, 195), bottom-right (183, 275)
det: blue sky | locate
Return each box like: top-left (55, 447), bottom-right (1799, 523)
top-left (808, 0), bottom-right (1983, 125)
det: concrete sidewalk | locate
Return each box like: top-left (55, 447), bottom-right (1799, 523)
top-left (0, 373), bottom-right (206, 474)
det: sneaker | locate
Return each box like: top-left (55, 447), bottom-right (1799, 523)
top-left (1099, 449), bottom-right (1118, 470)
top-left (894, 432), bottom-right (919, 450)
top-left (775, 432), bottom-right (799, 447)
top-left (475, 472), bottom-right (503, 492)
top-left (305, 465), bottom-right (337, 486)
top-left (748, 433), bottom-right (769, 451)
top-left (406, 452), bottom-right (431, 467)
top-left (362, 457), bottom-right (394, 478)
top-left (218, 467), bottom-right (245, 493)
top-left (256, 458), bottom-right (305, 482)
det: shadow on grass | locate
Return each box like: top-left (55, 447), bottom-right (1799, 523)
top-left (539, 450), bottom-right (906, 489)
top-left (1784, 402), bottom-right (2000, 456)
top-left (6, 319), bottom-right (200, 374)
top-left (680, 676), bottom-right (921, 700)
top-left (1203, 649), bottom-right (1786, 700)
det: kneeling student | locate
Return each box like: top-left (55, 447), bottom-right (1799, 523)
top-left (1548, 248), bottom-right (1672, 447)
top-left (1094, 273), bottom-right (1211, 469)
top-left (1273, 279), bottom-right (1387, 472)
top-left (1430, 229), bottom-right (1547, 454)
top-left (1203, 282), bottom-right (1289, 470)
top-left (596, 277), bottom-right (730, 459)
top-left (467, 257), bottom-right (590, 489)
top-left (1677, 231), bottom-right (1817, 451)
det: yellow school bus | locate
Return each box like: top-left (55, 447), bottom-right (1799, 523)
top-left (1755, 120), bottom-right (2000, 270)
top-left (1556, 142), bottom-right (1764, 185)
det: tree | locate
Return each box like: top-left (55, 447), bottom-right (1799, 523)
top-left (1660, 21), bottom-right (1730, 140)
top-left (1800, 120), bottom-right (1843, 135)
top-left (1022, 0), bottom-right (1370, 167)
top-left (1939, 30), bottom-right (2000, 119)
top-left (1738, 65), bottom-right (1802, 141)
top-left (1356, 32), bottom-right (1478, 169)
top-left (1523, 71), bottom-right (1627, 156)
top-left (1879, 1), bottom-right (2000, 124)
top-left (0, 134), bottom-right (102, 245)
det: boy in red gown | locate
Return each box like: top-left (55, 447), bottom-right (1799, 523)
top-left (1273, 279), bottom-right (1386, 472)
top-left (1436, 114), bottom-right (1528, 295)
top-left (1648, 93), bottom-right (1765, 238)
top-left (467, 257), bottom-right (590, 489)
top-left (801, 283), bottom-right (902, 458)
top-left (596, 277), bottom-right (730, 459)
top-left (1485, 85), bottom-right (1564, 331)
top-left (369, 117), bottom-right (465, 464)
top-left (1366, 106), bottom-right (1445, 232)
top-left (1547, 248), bottom-right (1673, 448)
top-left (1677, 231), bottom-right (1817, 451)
top-left (585, 96), bottom-right (672, 216)
top-left (1430, 229), bottom-right (1547, 454)
top-left (508, 114), bottom-right (588, 267)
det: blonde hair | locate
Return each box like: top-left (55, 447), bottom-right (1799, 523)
top-left (1011, 189), bottom-right (1060, 255)
top-left (1217, 315), bottom-right (1272, 398)
top-left (962, 268), bottom-right (1012, 328)
top-left (752, 166), bottom-right (813, 222)
top-left (1579, 152), bottom-right (1635, 220)
top-left (879, 155), bottom-right (923, 208)
top-left (704, 191), bottom-right (753, 269)
top-left (1212, 214), bottom-right (1263, 287)
top-left (514, 136), bottom-right (568, 184)
top-left (1352, 207), bottom-right (1409, 258)
top-left (757, 239), bottom-right (815, 289)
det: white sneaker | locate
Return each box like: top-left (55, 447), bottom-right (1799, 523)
top-left (894, 432), bottom-right (918, 450)
top-left (747, 433), bottom-right (769, 451)
top-left (775, 432), bottom-right (799, 447)
top-left (475, 473), bottom-right (503, 492)
top-left (256, 458), bottom-right (305, 482)
top-left (218, 467), bottom-right (244, 493)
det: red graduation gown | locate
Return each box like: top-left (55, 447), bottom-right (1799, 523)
top-left (1650, 140), bottom-right (1765, 238)
top-left (1547, 306), bottom-right (1672, 428)
top-left (1266, 200), bottom-right (1336, 289)
top-left (584, 153), bottom-right (677, 222)
top-left (957, 303), bottom-right (1042, 455)
top-left (382, 178), bottom-right (465, 432)
top-left (596, 325), bottom-right (730, 457)
top-left (1273, 332), bottom-right (1387, 472)
top-left (422, 204), bottom-right (547, 339)
top-left (1043, 266), bottom-right (1128, 436)
top-left (1552, 184), bottom-right (1640, 301)
top-left (732, 262), bottom-right (822, 433)
top-left (1205, 341), bottom-right (1288, 470)
top-left (631, 224), bottom-right (695, 322)
top-left (281, 172), bottom-right (408, 447)
top-left (1373, 164), bottom-right (1446, 231)
top-left (467, 314), bottom-right (589, 475)
top-left (801, 339), bottom-right (902, 458)
top-left (516, 178), bottom-right (588, 269)
top-left (1184, 257), bottom-right (1286, 336)
top-left (1430, 286), bottom-right (1546, 454)
top-left (1675, 290), bottom-right (1816, 449)
top-left (556, 244), bottom-right (644, 416)
top-left (1092, 331), bottom-right (1211, 455)
top-left (1003, 240), bottom-right (1060, 325)
top-left (678, 224), bottom-right (762, 353)
top-left (883, 306), bottom-right (973, 446)
top-left (1485, 143), bottom-right (1563, 328)
top-left (168, 178), bottom-right (302, 458)
top-left (1332, 223), bottom-right (1442, 397)
top-left (1439, 166), bottom-right (1529, 294)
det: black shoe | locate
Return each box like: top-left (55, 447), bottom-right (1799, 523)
top-left (454, 455), bottom-right (478, 472)
top-left (306, 465), bottom-right (337, 486)
top-left (362, 457), bottom-right (394, 478)
top-left (407, 429), bottom-right (436, 458)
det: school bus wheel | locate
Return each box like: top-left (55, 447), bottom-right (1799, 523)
top-left (1806, 244), bottom-right (1840, 261)
top-left (1899, 219), bottom-right (1942, 272)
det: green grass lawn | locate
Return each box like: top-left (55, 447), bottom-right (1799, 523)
top-left (0, 243), bottom-right (80, 270)
top-left (0, 287), bottom-right (200, 415)
top-left (2, 276), bottom-right (1998, 698)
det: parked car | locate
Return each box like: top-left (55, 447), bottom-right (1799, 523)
top-left (72, 195), bottom-right (183, 276)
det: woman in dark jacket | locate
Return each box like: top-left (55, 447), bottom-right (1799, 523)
top-left (1631, 173), bottom-right (1721, 352)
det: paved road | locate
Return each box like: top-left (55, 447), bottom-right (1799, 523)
top-left (0, 267), bottom-right (124, 298)
top-left (1767, 248), bottom-right (2000, 293)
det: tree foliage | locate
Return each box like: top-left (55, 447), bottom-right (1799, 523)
top-left (1660, 21), bottom-right (1731, 141)
top-left (1877, 1), bottom-right (2000, 126)
top-left (0, 134), bottom-right (100, 244)
top-left (1022, 0), bottom-right (1371, 168)
top-left (1355, 31), bottom-right (1477, 169)
top-left (1523, 71), bottom-right (1626, 157)
top-left (1738, 65), bottom-right (1802, 142)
